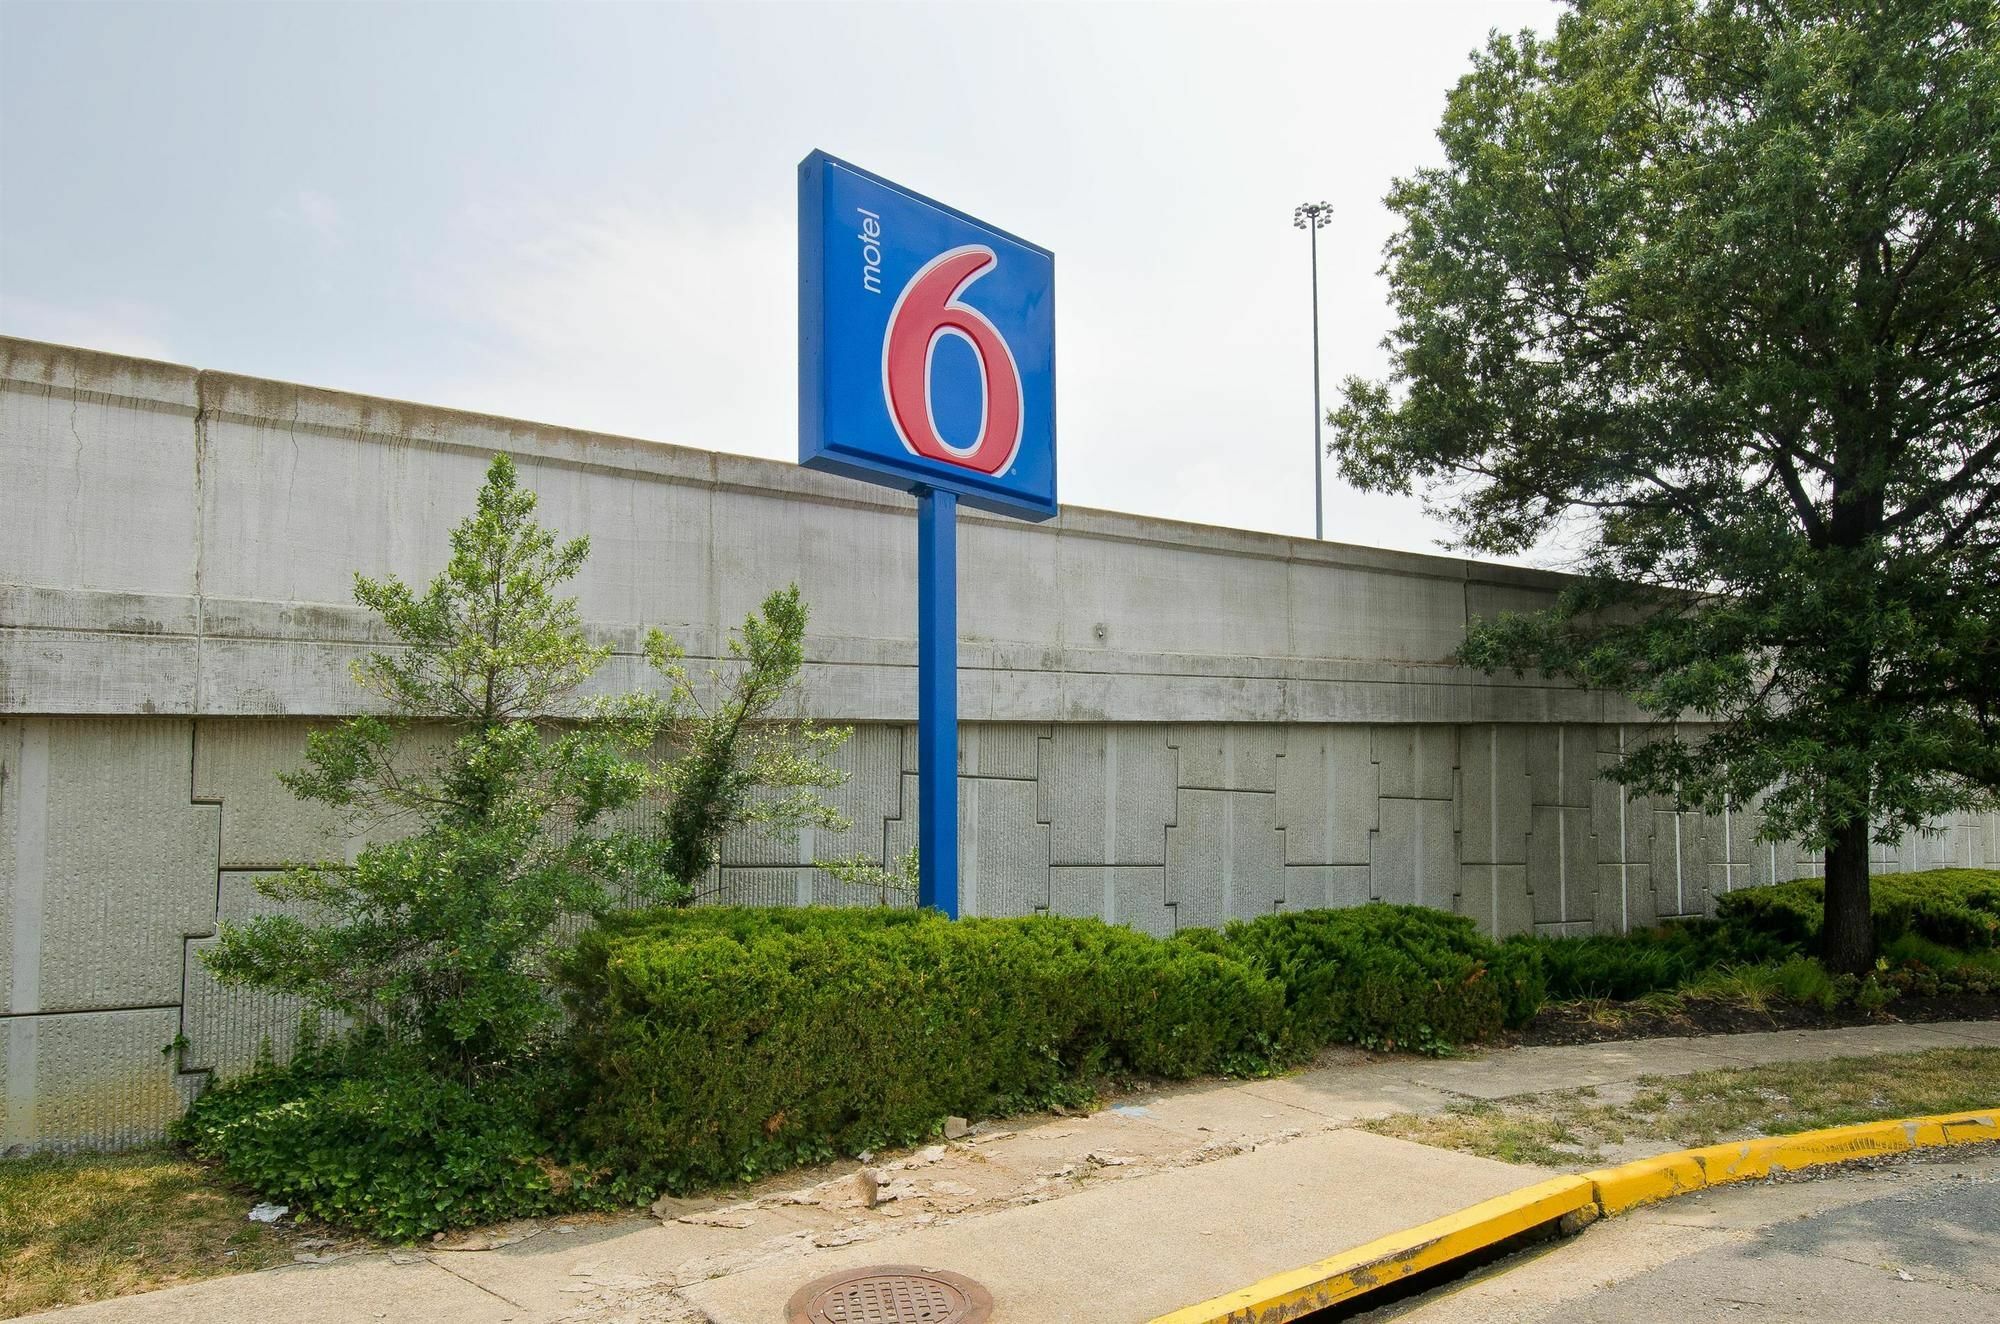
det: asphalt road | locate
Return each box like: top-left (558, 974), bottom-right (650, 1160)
top-left (1369, 1144), bottom-right (2000, 1324)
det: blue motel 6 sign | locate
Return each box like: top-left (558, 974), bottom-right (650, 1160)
top-left (798, 150), bottom-right (1058, 915)
top-left (799, 151), bottom-right (1057, 519)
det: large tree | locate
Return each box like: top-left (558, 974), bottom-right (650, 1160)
top-left (1331, 0), bottom-right (2000, 972)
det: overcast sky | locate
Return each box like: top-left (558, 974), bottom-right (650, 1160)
top-left (1, 0), bottom-right (1557, 556)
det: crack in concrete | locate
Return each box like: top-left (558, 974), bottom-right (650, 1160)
top-left (425, 1253), bottom-right (530, 1310)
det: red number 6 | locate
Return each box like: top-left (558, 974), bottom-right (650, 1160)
top-left (881, 245), bottom-right (1024, 476)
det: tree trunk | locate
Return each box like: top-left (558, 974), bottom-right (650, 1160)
top-left (1821, 815), bottom-right (1874, 975)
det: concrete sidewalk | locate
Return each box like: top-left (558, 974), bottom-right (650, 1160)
top-left (31, 1019), bottom-right (2000, 1324)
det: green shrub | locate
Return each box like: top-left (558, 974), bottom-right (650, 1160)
top-left (560, 908), bottom-right (1288, 1197)
top-left (1717, 869), bottom-right (2000, 953)
top-left (1879, 933), bottom-right (2000, 998)
top-left (1513, 919), bottom-right (1792, 1003)
top-left (172, 1040), bottom-right (597, 1242)
top-left (1684, 961), bottom-right (1785, 1011)
top-left (1771, 954), bottom-right (1839, 1011)
top-left (1202, 905), bottom-right (1527, 1052)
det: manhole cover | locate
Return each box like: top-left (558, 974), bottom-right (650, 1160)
top-left (784, 1264), bottom-right (994, 1324)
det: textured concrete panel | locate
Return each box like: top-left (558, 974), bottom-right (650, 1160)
top-left (710, 867), bottom-right (809, 907)
top-left (1591, 737), bottom-right (1657, 872)
top-left (1167, 790), bottom-right (1285, 928)
top-left (962, 777), bottom-right (1049, 917)
top-left (1174, 725), bottom-right (1284, 793)
top-left (1054, 536), bottom-right (1292, 661)
top-left (1458, 864), bottom-right (1535, 937)
top-left (958, 724), bottom-right (1043, 780)
top-left (812, 870), bottom-right (918, 909)
top-left (958, 517), bottom-right (1062, 655)
top-left (1, 721), bottom-right (38, 1016)
top-left (884, 772), bottom-right (921, 867)
top-left (1459, 725), bottom-right (1532, 866)
top-left (0, 627), bottom-right (202, 715)
top-left (1274, 726), bottom-right (1375, 866)
top-left (1276, 865), bottom-right (1373, 912)
top-left (180, 871), bottom-right (335, 1078)
top-left (193, 718), bottom-right (352, 868)
top-left (1527, 725), bottom-right (1598, 808)
top-left (711, 484), bottom-right (914, 648)
top-left (2, 1007), bottom-right (183, 1152)
top-left (1595, 862), bottom-right (1658, 934)
top-left (1047, 867), bottom-right (1174, 937)
top-left (1725, 796), bottom-right (1818, 888)
top-left (1951, 813), bottom-right (1997, 868)
top-left (197, 399), bottom-right (721, 636)
top-left (1371, 799), bottom-right (1458, 910)
top-left (0, 345), bottom-right (199, 598)
top-left (1041, 726), bottom-right (1178, 866)
top-left (1527, 804), bottom-right (1596, 926)
top-left (1291, 562), bottom-right (1468, 664)
top-left (719, 723), bottom-right (905, 868)
top-left (1374, 726), bottom-right (1456, 801)
top-left (1652, 810), bottom-right (1719, 918)
top-left (24, 719), bottom-right (217, 1012)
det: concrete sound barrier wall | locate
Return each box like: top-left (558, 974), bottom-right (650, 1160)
top-left (4, 337), bottom-right (1993, 1151)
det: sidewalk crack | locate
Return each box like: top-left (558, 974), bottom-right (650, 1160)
top-left (426, 1254), bottom-right (528, 1309)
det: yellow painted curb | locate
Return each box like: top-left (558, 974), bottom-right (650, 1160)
top-left (1149, 1108), bottom-right (1998, 1324)
top-left (1587, 1108), bottom-right (1999, 1214)
top-left (1148, 1175), bottom-right (1596, 1324)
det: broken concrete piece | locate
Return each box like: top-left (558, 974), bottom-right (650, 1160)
top-left (944, 1115), bottom-right (970, 1139)
top-left (649, 1194), bottom-right (722, 1221)
top-left (675, 1210), bottom-right (755, 1229)
top-left (431, 1220), bottom-right (544, 1252)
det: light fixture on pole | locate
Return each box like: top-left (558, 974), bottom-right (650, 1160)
top-left (1293, 201), bottom-right (1333, 540)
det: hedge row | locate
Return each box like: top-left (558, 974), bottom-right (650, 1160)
top-left (1184, 904), bottom-right (1545, 1053)
top-left (559, 903), bottom-right (1529, 1194)
top-left (1718, 869), bottom-right (2000, 952)
top-left (182, 870), bottom-right (2000, 1237)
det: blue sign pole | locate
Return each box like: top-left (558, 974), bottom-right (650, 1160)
top-left (915, 487), bottom-right (959, 916)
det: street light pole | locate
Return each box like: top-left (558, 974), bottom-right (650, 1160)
top-left (1293, 201), bottom-right (1333, 540)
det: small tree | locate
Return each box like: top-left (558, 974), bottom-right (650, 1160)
top-left (1330, 0), bottom-right (2000, 971)
top-left (205, 455), bottom-right (669, 1078)
top-left (647, 585), bottom-right (853, 898)
top-left (206, 455), bottom-right (867, 1075)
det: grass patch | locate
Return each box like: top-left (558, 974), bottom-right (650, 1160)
top-left (1365, 1099), bottom-right (1629, 1168)
top-left (1363, 1046), bottom-right (2000, 1169)
top-left (0, 1146), bottom-right (331, 1318)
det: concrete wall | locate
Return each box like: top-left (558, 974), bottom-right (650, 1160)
top-left (4, 336), bottom-right (1995, 1152)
